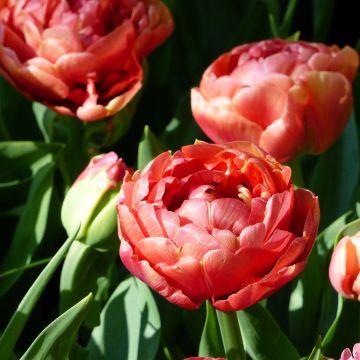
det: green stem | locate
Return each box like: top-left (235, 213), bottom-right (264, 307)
top-left (216, 310), bottom-right (246, 360)
top-left (0, 227), bottom-right (79, 358)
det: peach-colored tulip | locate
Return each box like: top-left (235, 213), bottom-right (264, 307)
top-left (191, 39), bottom-right (359, 162)
top-left (0, 0), bottom-right (173, 121)
top-left (329, 231), bottom-right (360, 300)
top-left (117, 141), bottom-right (320, 311)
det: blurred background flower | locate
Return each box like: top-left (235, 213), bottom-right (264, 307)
top-left (191, 39), bottom-right (358, 162)
top-left (329, 231), bottom-right (360, 300)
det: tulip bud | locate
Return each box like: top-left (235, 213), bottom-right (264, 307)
top-left (62, 152), bottom-right (128, 250)
top-left (329, 232), bottom-right (360, 300)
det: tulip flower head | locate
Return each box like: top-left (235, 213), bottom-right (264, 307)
top-left (329, 231), bottom-right (360, 300)
top-left (62, 152), bottom-right (128, 250)
top-left (117, 141), bottom-right (320, 311)
top-left (191, 39), bottom-right (359, 162)
top-left (339, 344), bottom-right (360, 360)
top-left (0, 0), bottom-right (174, 121)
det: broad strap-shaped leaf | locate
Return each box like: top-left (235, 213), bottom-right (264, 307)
top-left (21, 293), bottom-right (93, 360)
top-left (322, 296), bottom-right (360, 358)
top-left (198, 302), bottom-right (224, 357)
top-left (88, 276), bottom-right (161, 360)
top-left (238, 302), bottom-right (300, 360)
top-left (309, 115), bottom-right (359, 231)
top-left (0, 162), bottom-right (55, 295)
top-left (289, 249), bottom-right (322, 354)
top-left (60, 240), bottom-right (116, 328)
top-left (138, 125), bottom-right (164, 170)
top-left (0, 226), bottom-right (79, 358)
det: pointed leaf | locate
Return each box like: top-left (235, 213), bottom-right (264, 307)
top-left (0, 162), bottom-right (55, 295)
top-left (238, 303), bottom-right (299, 360)
top-left (0, 227), bottom-right (79, 358)
top-left (309, 115), bottom-right (359, 231)
top-left (138, 125), bottom-right (164, 169)
top-left (21, 293), bottom-right (93, 360)
top-left (88, 276), bottom-right (161, 360)
top-left (289, 249), bottom-right (322, 354)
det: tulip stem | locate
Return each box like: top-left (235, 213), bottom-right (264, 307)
top-left (216, 310), bottom-right (246, 360)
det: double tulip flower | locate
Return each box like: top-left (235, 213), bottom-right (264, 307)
top-left (0, 0), bottom-right (173, 121)
top-left (192, 39), bottom-right (359, 162)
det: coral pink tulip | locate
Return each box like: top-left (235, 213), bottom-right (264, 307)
top-left (0, 0), bottom-right (173, 121)
top-left (191, 39), bottom-right (359, 162)
top-left (329, 231), bottom-right (360, 300)
top-left (117, 141), bottom-right (320, 311)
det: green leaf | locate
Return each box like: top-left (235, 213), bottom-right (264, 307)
top-left (60, 240), bottom-right (116, 328)
top-left (322, 296), bottom-right (360, 358)
top-left (289, 249), bottom-right (322, 354)
top-left (0, 78), bottom-right (41, 141)
top-left (309, 115), bottom-right (359, 230)
top-left (0, 162), bottom-right (55, 295)
top-left (238, 303), bottom-right (299, 360)
top-left (0, 141), bottom-right (63, 181)
top-left (307, 337), bottom-right (324, 360)
top-left (280, 0), bottom-right (298, 37)
top-left (0, 226), bottom-right (79, 358)
top-left (88, 276), bottom-right (161, 360)
top-left (312, 0), bottom-right (336, 41)
top-left (21, 293), bottom-right (93, 360)
top-left (316, 212), bottom-right (353, 335)
top-left (138, 125), bottom-right (164, 169)
top-left (198, 302), bottom-right (224, 357)
top-left (160, 93), bottom-right (206, 152)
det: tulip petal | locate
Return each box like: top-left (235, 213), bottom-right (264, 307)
top-left (135, 237), bottom-right (179, 265)
top-left (176, 199), bottom-right (210, 228)
top-left (56, 52), bottom-right (97, 83)
top-left (329, 46), bottom-right (359, 82)
top-left (191, 88), bottom-right (263, 144)
top-left (155, 208), bottom-right (180, 239)
top-left (239, 223), bottom-right (266, 248)
top-left (212, 229), bottom-right (239, 252)
top-left (304, 71), bottom-right (353, 154)
top-left (210, 198), bottom-right (250, 233)
top-left (263, 191), bottom-right (293, 238)
top-left (203, 246), bottom-right (280, 299)
top-left (120, 240), bottom-right (199, 309)
top-left (88, 20), bottom-right (136, 73)
top-left (136, 202), bottom-right (165, 237)
top-left (158, 256), bottom-right (212, 301)
top-left (117, 204), bottom-right (145, 245)
top-left (232, 74), bottom-right (293, 128)
top-left (174, 223), bottom-right (218, 249)
top-left (259, 84), bottom-right (307, 162)
top-left (0, 51), bottom-right (69, 99)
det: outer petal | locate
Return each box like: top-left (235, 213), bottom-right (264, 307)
top-left (304, 71), bottom-right (353, 154)
top-left (191, 88), bottom-right (262, 144)
top-left (120, 240), bottom-right (199, 309)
